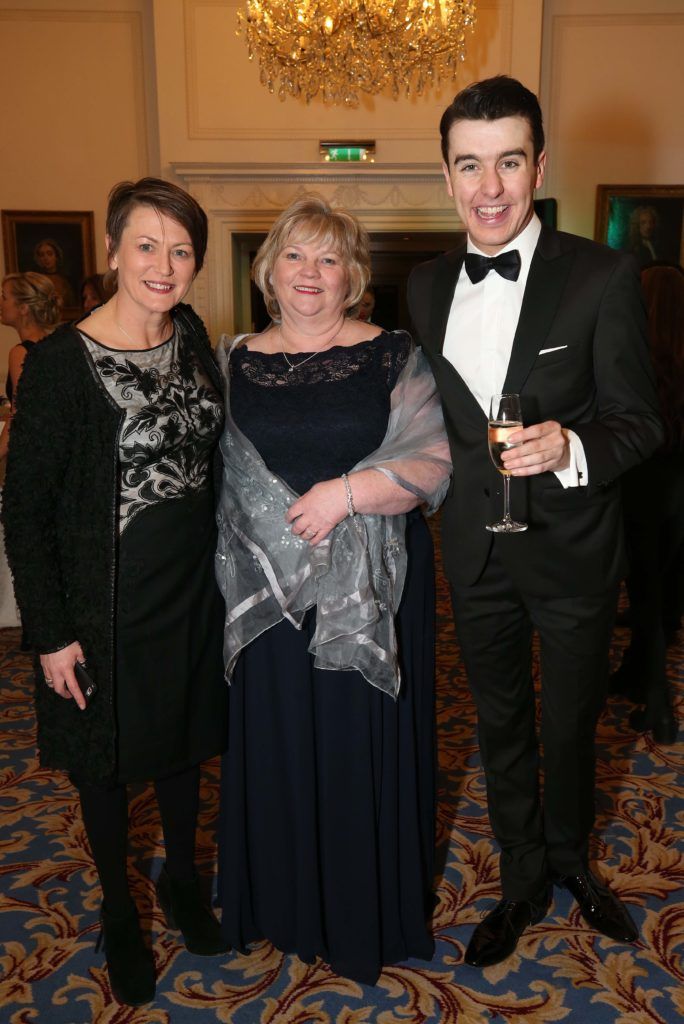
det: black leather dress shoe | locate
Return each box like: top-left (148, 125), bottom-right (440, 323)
top-left (464, 891), bottom-right (551, 968)
top-left (556, 871), bottom-right (638, 942)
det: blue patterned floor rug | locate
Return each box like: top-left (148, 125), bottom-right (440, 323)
top-left (1, 543), bottom-right (682, 1024)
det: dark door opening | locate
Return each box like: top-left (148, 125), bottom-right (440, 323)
top-left (367, 232), bottom-right (460, 332)
top-left (232, 231), bottom-right (462, 335)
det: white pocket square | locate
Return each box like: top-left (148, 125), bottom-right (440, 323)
top-left (538, 345), bottom-right (568, 355)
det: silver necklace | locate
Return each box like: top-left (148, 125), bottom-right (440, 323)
top-left (116, 319), bottom-right (172, 347)
top-left (280, 322), bottom-right (344, 373)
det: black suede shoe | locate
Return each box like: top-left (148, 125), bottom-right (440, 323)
top-left (464, 890), bottom-right (551, 968)
top-left (156, 864), bottom-right (228, 956)
top-left (555, 870), bottom-right (638, 942)
top-left (98, 903), bottom-right (155, 1007)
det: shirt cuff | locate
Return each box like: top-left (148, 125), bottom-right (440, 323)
top-left (554, 429), bottom-right (589, 488)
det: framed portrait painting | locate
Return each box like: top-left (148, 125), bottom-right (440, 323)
top-left (595, 185), bottom-right (684, 269)
top-left (1, 209), bottom-right (96, 321)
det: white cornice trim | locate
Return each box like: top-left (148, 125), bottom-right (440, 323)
top-left (171, 162), bottom-right (444, 184)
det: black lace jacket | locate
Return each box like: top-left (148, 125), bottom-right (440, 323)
top-left (2, 304), bottom-right (222, 781)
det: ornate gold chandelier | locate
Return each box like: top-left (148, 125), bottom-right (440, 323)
top-left (237, 1), bottom-right (477, 106)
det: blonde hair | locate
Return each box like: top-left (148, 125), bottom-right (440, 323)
top-left (252, 196), bottom-right (371, 321)
top-left (3, 272), bottom-right (62, 329)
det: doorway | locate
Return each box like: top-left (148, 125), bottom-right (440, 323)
top-left (232, 231), bottom-right (462, 335)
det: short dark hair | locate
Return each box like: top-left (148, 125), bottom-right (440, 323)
top-left (106, 177), bottom-right (208, 272)
top-left (439, 75), bottom-right (545, 165)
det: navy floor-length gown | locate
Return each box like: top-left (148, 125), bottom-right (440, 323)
top-left (217, 332), bottom-right (436, 984)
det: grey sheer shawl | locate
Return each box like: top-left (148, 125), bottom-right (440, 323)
top-left (215, 335), bottom-right (452, 697)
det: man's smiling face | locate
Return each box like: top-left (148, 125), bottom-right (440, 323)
top-left (442, 115), bottom-right (546, 254)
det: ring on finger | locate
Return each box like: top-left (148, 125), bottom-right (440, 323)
top-left (45, 677), bottom-right (54, 687)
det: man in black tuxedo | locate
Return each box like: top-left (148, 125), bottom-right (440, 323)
top-left (407, 76), bottom-right (663, 968)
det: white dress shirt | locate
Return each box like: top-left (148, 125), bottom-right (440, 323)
top-left (443, 214), bottom-right (587, 488)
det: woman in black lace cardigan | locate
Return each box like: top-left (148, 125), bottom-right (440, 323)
top-left (3, 178), bottom-right (228, 1008)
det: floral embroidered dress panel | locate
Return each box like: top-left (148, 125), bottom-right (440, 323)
top-left (81, 331), bottom-right (223, 533)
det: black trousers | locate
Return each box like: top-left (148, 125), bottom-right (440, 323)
top-left (450, 543), bottom-right (618, 901)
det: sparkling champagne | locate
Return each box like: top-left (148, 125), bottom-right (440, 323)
top-left (488, 421), bottom-right (522, 475)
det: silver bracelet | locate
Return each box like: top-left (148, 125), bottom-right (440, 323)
top-left (341, 472), bottom-right (356, 517)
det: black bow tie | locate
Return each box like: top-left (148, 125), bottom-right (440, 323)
top-left (464, 250), bottom-right (521, 284)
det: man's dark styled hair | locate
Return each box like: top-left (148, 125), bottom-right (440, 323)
top-left (439, 75), bottom-right (545, 165)
top-left (106, 177), bottom-right (208, 272)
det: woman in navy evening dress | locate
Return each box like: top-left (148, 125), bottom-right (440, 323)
top-left (216, 196), bottom-right (451, 985)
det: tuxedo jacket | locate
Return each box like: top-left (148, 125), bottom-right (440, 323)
top-left (407, 225), bottom-right (663, 598)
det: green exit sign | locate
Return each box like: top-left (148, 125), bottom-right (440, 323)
top-left (328, 147), bottom-right (363, 161)
top-left (320, 141), bottom-right (375, 162)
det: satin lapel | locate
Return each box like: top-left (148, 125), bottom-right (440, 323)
top-left (429, 247), bottom-right (464, 356)
top-left (502, 227), bottom-right (574, 396)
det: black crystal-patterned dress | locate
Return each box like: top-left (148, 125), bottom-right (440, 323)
top-left (217, 332), bottom-right (436, 984)
top-left (81, 328), bottom-right (227, 783)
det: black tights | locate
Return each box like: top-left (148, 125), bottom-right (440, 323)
top-left (73, 764), bottom-right (200, 914)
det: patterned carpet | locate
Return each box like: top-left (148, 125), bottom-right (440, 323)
top-left (1, 533), bottom-right (682, 1024)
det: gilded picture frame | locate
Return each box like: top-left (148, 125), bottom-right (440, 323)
top-left (1, 209), bottom-right (96, 321)
top-left (595, 185), bottom-right (684, 269)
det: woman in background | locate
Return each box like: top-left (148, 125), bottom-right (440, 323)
top-left (216, 196), bottom-right (451, 984)
top-left (81, 272), bottom-right (115, 313)
top-left (357, 284), bottom-right (376, 322)
top-left (4, 178), bottom-right (228, 1007)
top-left (0, 272), bottom-right (62, 461)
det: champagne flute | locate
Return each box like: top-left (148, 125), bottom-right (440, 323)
top-left (487, 393), bottom-right (528, 533)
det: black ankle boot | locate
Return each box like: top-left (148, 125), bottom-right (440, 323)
top-left (97, 902), bottom-right (155, 1006)
top-left (156, 864), bottom-right (228, 955)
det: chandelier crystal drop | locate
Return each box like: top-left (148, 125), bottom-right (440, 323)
top-left (237, 1), bottom-right (478, 106)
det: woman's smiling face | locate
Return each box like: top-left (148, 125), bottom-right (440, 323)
top-left (271, 236), bottom-right (350, 323)
top-left (107, 204), bottom-right (196, 315)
